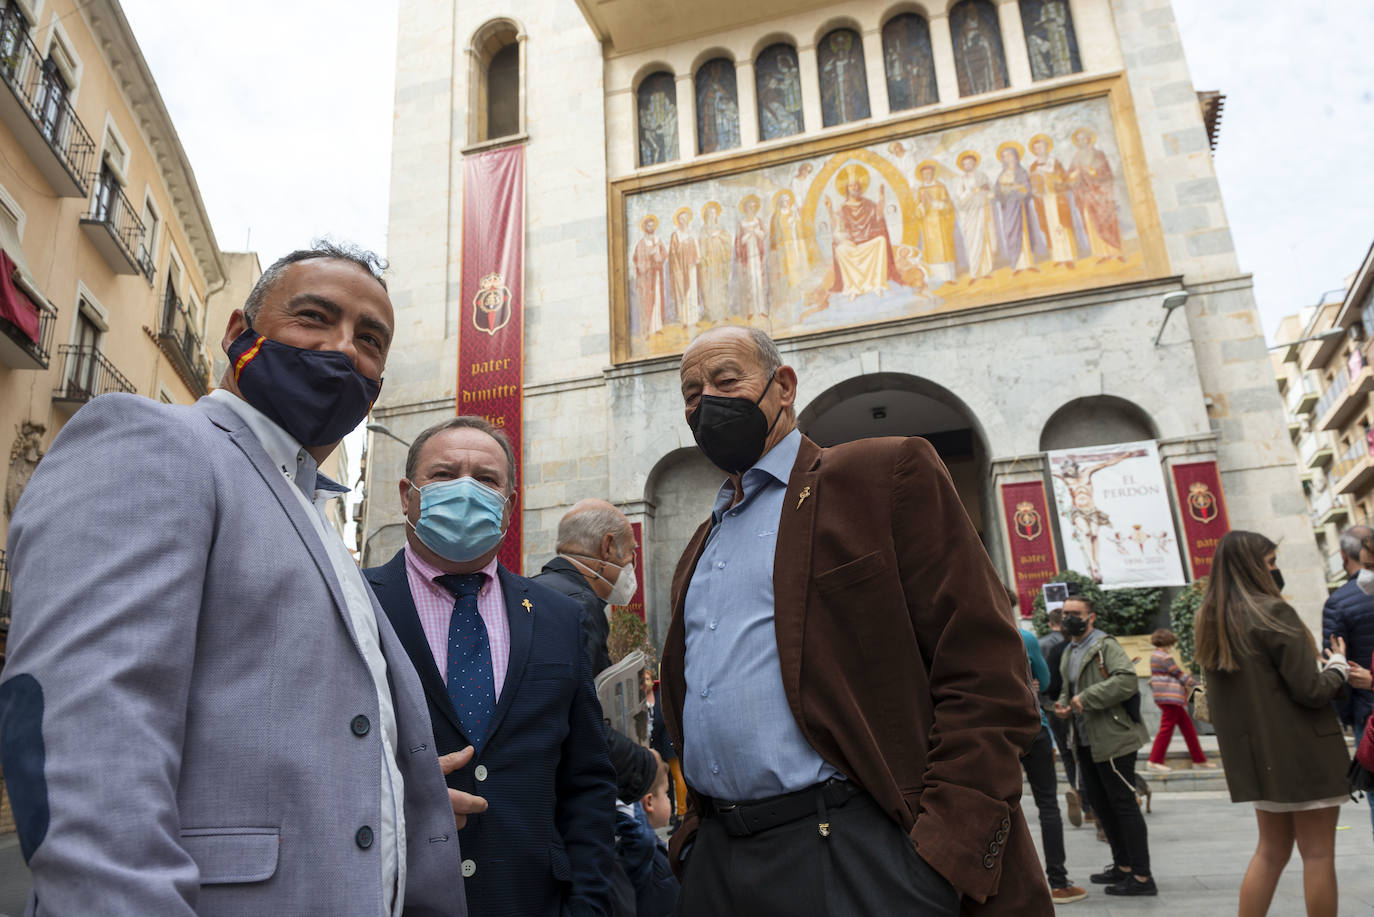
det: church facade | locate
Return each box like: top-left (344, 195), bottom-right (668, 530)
top-left (366, 0), bottom-right (1320, 644)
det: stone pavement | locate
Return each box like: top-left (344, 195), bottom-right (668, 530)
top-left (0, 791), bottom-right (1370, 914)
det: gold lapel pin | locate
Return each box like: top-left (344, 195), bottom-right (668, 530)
top-left (521, 598), bottom-right (533, 614)
top-left (796, 485), bottom-right (812, 510)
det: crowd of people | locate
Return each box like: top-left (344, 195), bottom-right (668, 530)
top-left (0, 239), bottom-right (1370, 917)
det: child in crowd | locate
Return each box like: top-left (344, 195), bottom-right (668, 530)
top-left (613, 760), bottom-right (679, 917)
top-left (1146, 628), bottom-right (1215, 772)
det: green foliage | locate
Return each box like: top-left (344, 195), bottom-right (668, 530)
top-left (1169, 577), bottom-right (1207, 673)
top-left (608, 609), bottom-right (656, 670)
top-left (1029, 570), bottom-right (1162, 638)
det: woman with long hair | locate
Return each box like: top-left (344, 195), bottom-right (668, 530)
top-left (1195, 531), bottom-right (1351, 917)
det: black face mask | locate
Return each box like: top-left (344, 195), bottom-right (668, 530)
top-left (1061, 615), bottom-right (1088, 638)
top-left (688, 371), bottom-right (783, 474)
top-left (226, 325), bottom-right (382, 447)
top-left (1271, 568), bottom-right (1285, 591)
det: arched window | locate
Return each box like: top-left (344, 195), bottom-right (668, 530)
top-left (470, 21), bottom-right (523, 144)
top-left (755, 43), bottom-right (804, 141)
top-left (882, 13), bottom-right (938, 111)
top-left (1020, 0), bottom-right (1082, 80)
top-left (637, 71), bottom-right (679, 167)
top-left (949, 0), bottom-right (1009, 98)
top-left (817, 28), bottom-right (870, 127)
top-left (695, 58), bottom-right (740, 155)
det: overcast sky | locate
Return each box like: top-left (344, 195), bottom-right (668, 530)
top-left (122, 0), bottom-right (1374, 342)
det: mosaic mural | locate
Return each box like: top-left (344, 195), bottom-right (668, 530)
top-left (755, 43), bottom-right (804, 141)
top-left (818, 29), bottom-right (870, 127)
top-left (620, 95), bottom-right (1151, 359)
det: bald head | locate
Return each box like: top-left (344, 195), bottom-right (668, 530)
top-left (557, 499), bottom-right (633, 556)
top-left (682, 325), bottom-right (782, 377)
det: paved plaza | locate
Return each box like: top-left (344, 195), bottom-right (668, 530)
top-left (0, 787), bottom-right (1370, 915)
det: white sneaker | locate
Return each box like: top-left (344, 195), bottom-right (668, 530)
top-left (1145, 761), bottom-right (1171, 773)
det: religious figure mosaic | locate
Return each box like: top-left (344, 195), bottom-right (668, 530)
top-left (637, 72), bottom-right (678, 167)
top-left (950, 0), bottom-right (1009, 97)
top-left (619, 96), bottom-right (1151, 359)
top-left (818, 29), bottom-right (870, 127)
top-left (696, 58), bottom-right (741, 155)
top-left (883, 13), bottom-right (939, 112)
top-left (1020, 0), bottom-right (1082, 80)
top-left (755, 44), bottom-right (804, 141)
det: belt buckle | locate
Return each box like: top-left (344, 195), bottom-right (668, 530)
top-left (715, 801), bottom-right (738, 813)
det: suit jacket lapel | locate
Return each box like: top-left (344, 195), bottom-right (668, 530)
top-left (200, 398), bottom-right (360, 649)
top-left (365, 551), bottom-right (464, 737)
top-left (486, 564), bottom-right (533, 747)
top-left (772, 435), bottom-right (822, 733)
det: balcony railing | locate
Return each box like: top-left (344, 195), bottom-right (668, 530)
top-left (158, 284), bottom-right (209, 397)
top-left (80, 173), bottom-right (146, 274)
top-left (0, 9), bottom-right (95, 196)
top-left (52, 344), bottom-right (135, 405)
top-left (1285, 372), bottom-right (1321, 416)
top-left (0, 282), bottom-right (56, 370)
top-left (1313, 366), bottom-right (1350, 423)
top-left (0, 547), bottom-right (9, 632)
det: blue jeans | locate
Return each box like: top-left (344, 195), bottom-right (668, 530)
top-left (1358, 721), bottom-right (1374, 838)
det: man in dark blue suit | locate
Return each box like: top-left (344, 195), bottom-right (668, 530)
top-left (1322, 524), bottom-right (1374, 838)
top-left (366, 416), bottom-right (616, 917)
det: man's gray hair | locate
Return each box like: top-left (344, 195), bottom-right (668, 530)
top-left (404, 416), bottom-right (516, 494)
top-left (556, 506), bottom-right (633, 555)
top-left (243, 240), bottom-right (389, 322)
top-left (1340, 524), bottom-right (1373, 561)
top-left (748, 328), bottom-right (783, 375)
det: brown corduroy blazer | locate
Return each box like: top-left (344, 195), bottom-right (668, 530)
top-left (660, 433), bottom-right (1052, 913)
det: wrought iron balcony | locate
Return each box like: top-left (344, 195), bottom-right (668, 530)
top-left (52, 343), bottom-right (135, 406)
top-left (158, 284), bottom-right (209, 397)
top-left (0, 9), bottom-right (94, 197)
top-left (80, 173), bottom-right (146, 275)
top-left (0, 278), bottom-right (56, 370)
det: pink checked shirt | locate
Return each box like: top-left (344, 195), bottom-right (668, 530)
top-left (404, 545), bottom-right (511, 701)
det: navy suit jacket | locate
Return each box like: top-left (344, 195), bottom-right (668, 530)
top-left (366, 550), bottom-right (616, 917)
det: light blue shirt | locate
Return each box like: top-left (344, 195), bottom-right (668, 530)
top-left (682, 428), bottom-right (840, 801)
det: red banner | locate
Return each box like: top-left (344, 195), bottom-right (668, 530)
top-left (612, 521), bottom-right (647, 622)
top-left (1170, 461), bottom-right (1230, 579)
top-left (459, 146), bottom-right (525, 572)
top-left (1001, 481), bottom-right (1059, 617)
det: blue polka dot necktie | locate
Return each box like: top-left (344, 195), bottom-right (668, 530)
top-left (436, 573), bottom-right (495, 754)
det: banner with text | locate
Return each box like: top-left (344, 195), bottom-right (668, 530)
top-left (1000, 481), bottom-right (1059, 617)
top-left (459, 145), bottom-right (525, 572)
top-left (1170, 460), bottom-right (1230, 579)
top-left (611, 521), bottom-right (647, 622)
top-left (1047, 439), bottom-right (1186, 589)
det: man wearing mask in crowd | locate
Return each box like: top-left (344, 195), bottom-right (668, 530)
top-left (1053, 592), bottom-right (1154, 897)
top-left (532, 502), bottom-right (662, 840)
top-left (365, 417), bottom-right (616, 917)
top-left (660, 326), bottom-right (1050, 915)
top-left (0, 244), bottom-right (468, 915)
top-left (1322, 525), bottom-right (1374, 836)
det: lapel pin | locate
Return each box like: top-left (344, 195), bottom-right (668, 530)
top-left (521, 598), bottom-right (533, 614)
top-left (796, 485), bottom-right (811, 510)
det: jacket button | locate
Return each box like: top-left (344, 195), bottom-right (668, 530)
top-left (461, 859), bottom-right (476, 877)
top-left (475, 764), bottom-right (489, 782)
top-left (355, 826), bottom-right (374, 849)
top-left (995, 829), bottom-right (1006, 843)
top-left (983, 854), bottom-right (996, 869)
top-left (989, 841), bottom-right (1000, 854)
top-left (351, 715), bottom-right (370, 737)
top-left (1000, 817), bottom-right (1010, 831)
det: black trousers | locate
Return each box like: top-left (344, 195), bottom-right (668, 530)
top-left (1076, 746), bottom-right (1150, 876)
top-left (675, 789), bottom-right (958, 916)
top-left (1020, 726), bottom-right (1067, 888)
top-left (1047, 714), bottom-right (1080, 794)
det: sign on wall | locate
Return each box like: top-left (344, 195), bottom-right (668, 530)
top-left (1169, 460), bottom-right (1230, 579)
top-left (458, 145), bottom-right (525, 572)
top-left (1046, 439), bottom-right (1185, 589)
top-left (609, 77), bottom-right (1165, 363)
top-left (1000, 480), bottom-right (1059, 617)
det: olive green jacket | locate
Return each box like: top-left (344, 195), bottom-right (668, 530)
top-left (1057, 631), bottom-right (1150, 762)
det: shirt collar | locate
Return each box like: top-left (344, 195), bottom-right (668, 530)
top-left (208, 388), bottom-right (348, 500)
top-left (405, 542), bottom-right (500, 594)
top-left (710, 427), bottom-right (802, 521)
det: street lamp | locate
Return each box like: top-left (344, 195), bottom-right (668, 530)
top-left (1151, 291), bottom-right (1190, 347)
top-left (366, 422), bottom-right (412, 447)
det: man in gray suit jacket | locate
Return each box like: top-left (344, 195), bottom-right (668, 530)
top-left (0, 243), bottom-right (470, 915)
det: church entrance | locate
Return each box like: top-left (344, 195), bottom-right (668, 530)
top-left (798, 373), bottom-right (991, 545)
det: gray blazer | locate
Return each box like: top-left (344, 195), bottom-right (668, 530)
top-left (0, 394), bottom-right (466, 916)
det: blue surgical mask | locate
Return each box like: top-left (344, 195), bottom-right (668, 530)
top-left (408, 477), bottom-right (508, 562)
